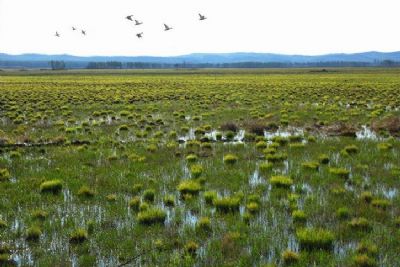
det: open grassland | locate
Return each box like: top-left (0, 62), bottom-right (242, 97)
top-left (0, 69), bottom-right (399, 266)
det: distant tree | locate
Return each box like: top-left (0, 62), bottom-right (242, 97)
top-left (49, 61), bottom-right (66, 70)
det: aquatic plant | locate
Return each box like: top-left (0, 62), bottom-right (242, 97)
top-left (302, 161), bottom-right (320, 171)
top-left (178, 180), bottom-right (201, 196)
top-left (204, 190), bottom-right (217, 205)
top-left (40, 179), bottom-right (62, 194)
top-left (270, 176), bottom-right (293, 189)
top-left (31, 210), bottom-right (48, 220)
top-left (351, 254), bottom-right (377, 267)
top-left (259, 162), bottom-right (273, 172)
top-left (371, 199), bottom-right (390, 210)
top-left (185, 241), bottom-right (199, 256)
top-left (129, 196), bottom-right (141, 211)
top-left (78, 186), bottom-right (95, 198)
top-left (163, 195), bottom-right (175, 207)
top-left (349, 217), bottom-right (371, 231)
top-left (281, 250), bottom-right (299, 265)
top-left (196, 217), bottom-right (211, 232)
top-left (266, 153), bottom-right (288, 163)
top-left (223, 154), bottom-right (238, 164)
top-left (0, 169), bottom-right (10, 181)
top-left (318, 154), bottom-right (330, 164)
top-left (329, 168), bottom-right (350, 179)
top-left (246, 202), bottom-right (259, 214)
top-left (143, 189), bottom-right (155, 202)
top-left (26, 226), bottom-right (42, 241)
top-left (296, 228), bottom-right (334, 250)
top-left (213, 197), bottom-right (241, 213)
top-left (190, 164), bottom-right (203, 178)
top-left (70, 228), bottom-right (88, 244)
top-left (137, 208), bottom-right (166, 225)
top-left (336, 207), bottom-right (350, 219)
top-left (292, 210), bottom-right (307, 223)
top-left (186, 154), bottom-right (198, 163)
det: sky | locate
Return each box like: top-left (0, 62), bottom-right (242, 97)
top-left (0, 0), bottom-right (399, 56)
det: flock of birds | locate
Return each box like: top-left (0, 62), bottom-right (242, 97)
top-left (54, 13), bottom-right (207, 39)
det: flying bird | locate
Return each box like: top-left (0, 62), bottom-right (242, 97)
top-left (135, 20), bottom-right (143, 26)
top-left (72, 27), bottom-right (77, 31)
top-left (199, 13), bottom-right (207, 21)
top-left (136, 32), bottom-right (143, 38)
top-left (164, 24), bottom-right (173, 31)
top-left (81, 30), bottom-right (86, 35)
top-left (126, 15), bottom-right (134, 21)
top-left (55, 31), bottom-right (60, 37)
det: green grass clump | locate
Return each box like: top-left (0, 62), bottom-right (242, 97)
top-left (119, 124), bottom-right (129, 131)
top-left (343, 144), bottom-right (359, 154)
top-left (352, 254), bottom-right (377, 267)
top-left (31, 210), bottom-right (48, 220)
top-left (178, 180), bottom-right (201, 196)
top-left (360, 191), bottom-right (373, 203)
top-left (214, 197), bottom-right (241, 213)
top-left (70, 228), bottom-right (88, 244)
top-left (204, 191), bottom-right (217, 205)
top-left (296, 228), bottom-right (335, 250)
top-left (185, 241), bottom-right (199, 256)
top-left (272, 136), bottom-right (288, 146)
top-left (26, 226), bottom-right (42, 241)
top-left (190, 164), bottom-right (203, 178)
top-left (0, 169), bottom-right (10, 181)
top-left (246, 202), bottom-right (260, 214)
top-left (270, 176), bottom-right (293, 189)
top-left (318, 154), bottom-right (330, 164)
top-left (106, 194), bottom-right (117, 202)
top-left (78, 186), bottom-right (95, 198)
top-left (292, 210), bottom-right (307, 223)
top-left (137, 208), bottom-right (166, 225)
top-left (336, 207), bottom-right (350, 219)
top-left (255, 141), bottom-right (268, 149)
top-left (377, 142), bottom-right (392, 150)
top-left (186, 154), bottom-right (198, 163)
top-left (356, 241), bottom-right (378, 256)
top-left (196, 217), bottom-right (212, 232)
top-left (259, 162), bottom-right (273, 173)
top-left (302, 161), bottom-right (320, 171)
top-left (0, 219), bottom-right (7, 229)
top-left (163, 195), bottom-right (175, 207)
top-left (349, 217), bottom-right (372, 231)
top-left (329, 168), bottom-right (350, 179)
top-left (266, 153), bottom-right (288, 163)
top-left (223, 154), bottom-right (238, 164)
top-left (129, 196), bottom-right (141, 211)
top-left (143, 189), bottom-right (155, 202)
top-left (281, 250), bottom-right (299, 265)
top-left (40, 179), bottom-right (63, 194)
top-left (289, 142), bottom-right (305, 149)
top-left (371, 199), bottom-right (390, 210)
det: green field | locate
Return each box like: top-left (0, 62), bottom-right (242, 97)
top-left (0, 69), bottom-right (399, 266)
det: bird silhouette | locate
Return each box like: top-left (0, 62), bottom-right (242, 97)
top-left (136, 32), bottom-right (143, 38)
top-left (72, 27), bottom-right (77, 31)
top-left (164, 24), bottom-right (173, 31)
top-left (81, 30), bottom-right (86, 35)
top-left (55, 31), bottom-right (60, 37)
top-left (126, 15), bottom-right (134, 21)
top-left (199, 13), bottom-right (207, 21)
top-left (135, 20), bottom-right (143, 26)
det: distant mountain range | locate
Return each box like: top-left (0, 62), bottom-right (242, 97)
top-left (1, 51), bottom-right (400, 68)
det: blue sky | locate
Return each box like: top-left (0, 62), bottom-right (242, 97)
top-left (1, 0), bottom-right (399, 56)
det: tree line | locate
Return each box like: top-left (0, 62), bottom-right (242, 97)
top-left (0, 60), bottom-right (400, 69)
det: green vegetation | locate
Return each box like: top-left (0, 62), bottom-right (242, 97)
top-left (0, 69), bottom-right (399, 266)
